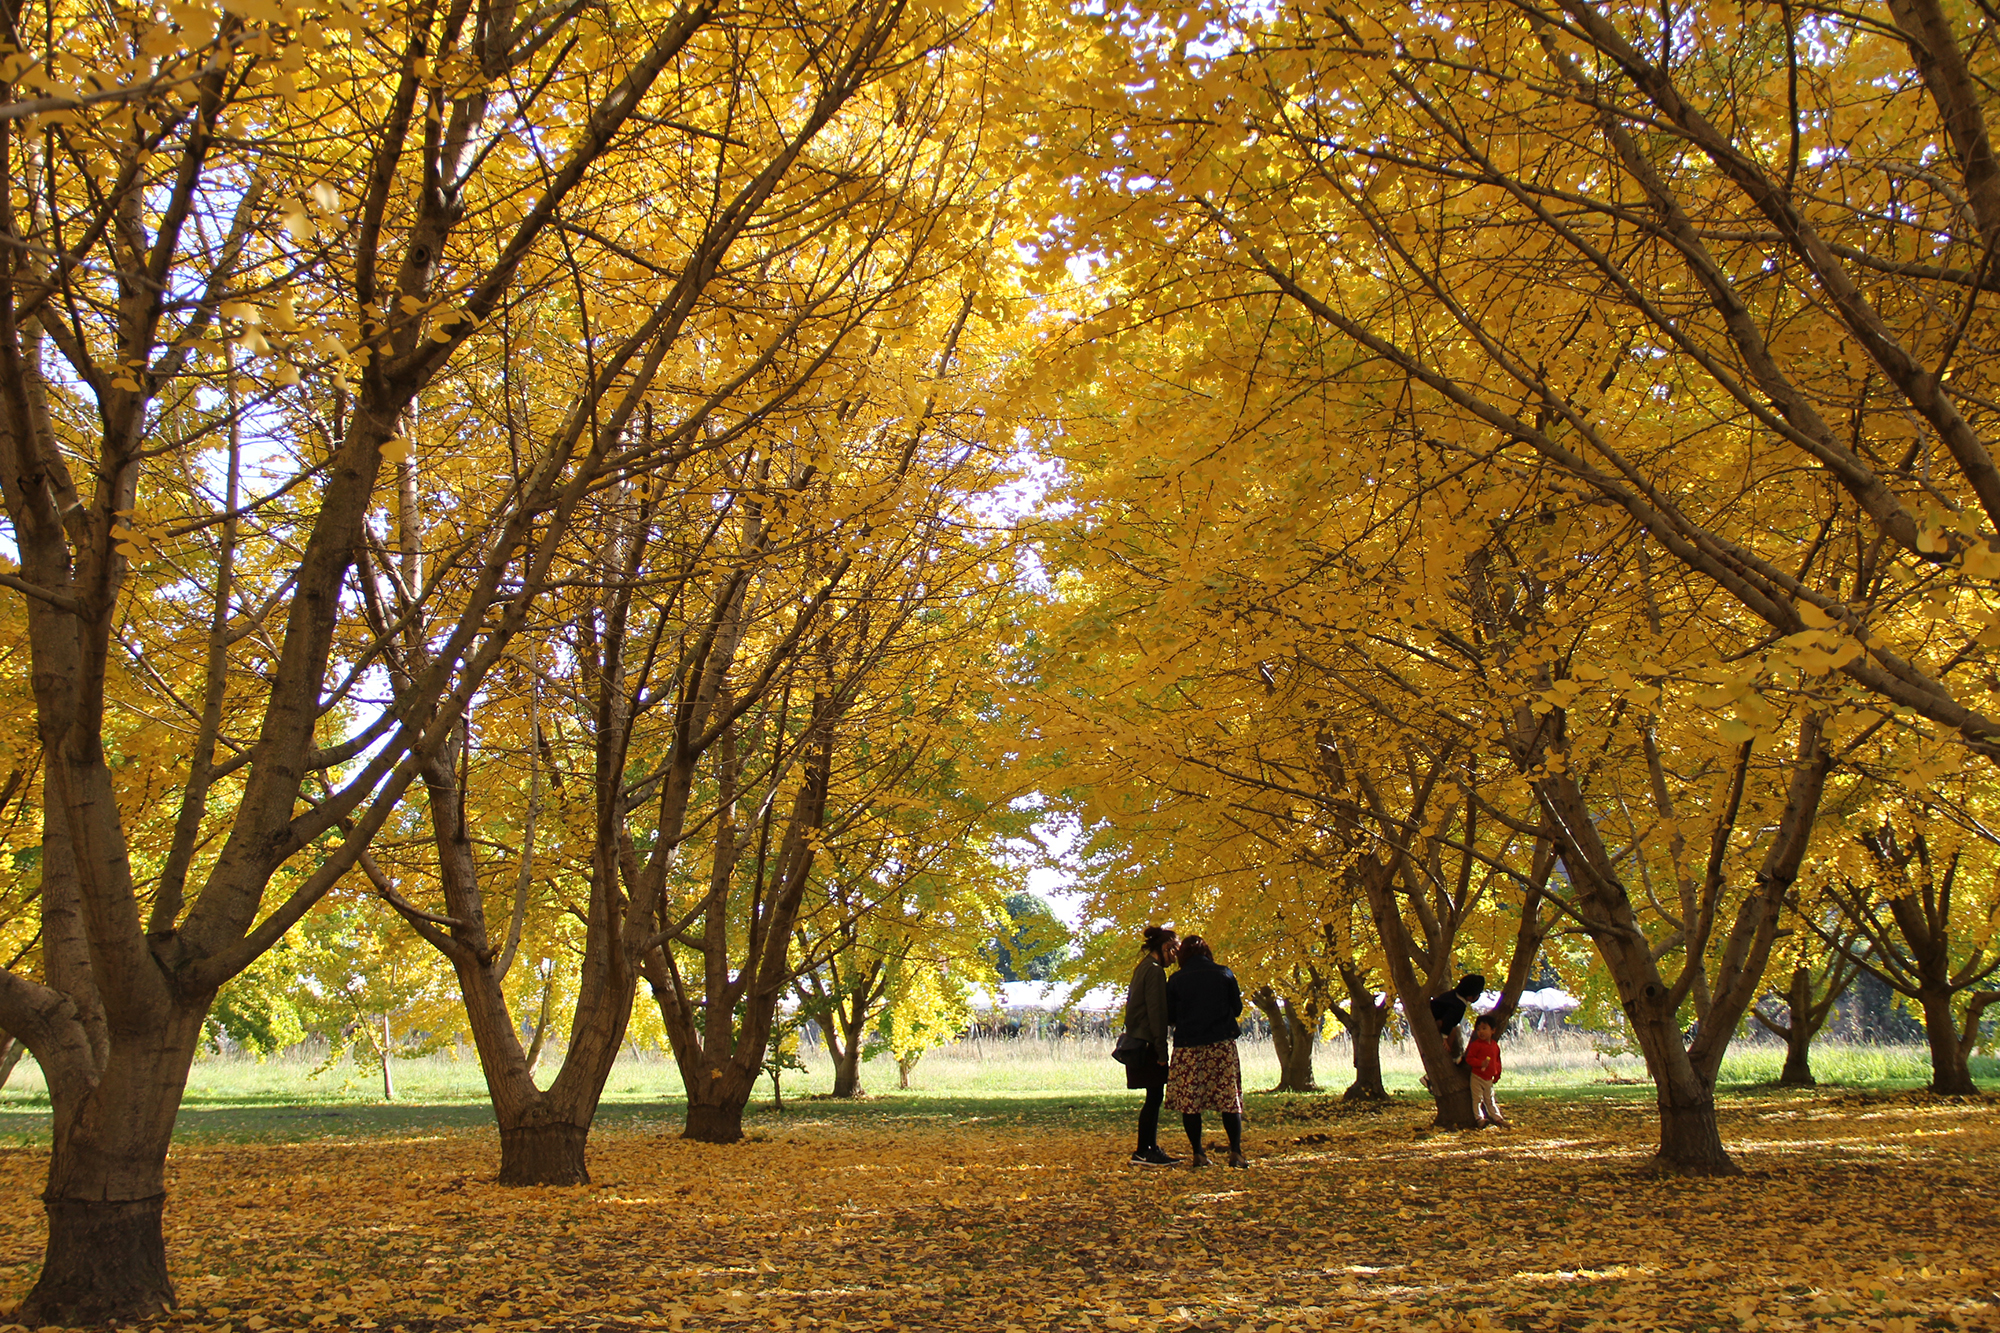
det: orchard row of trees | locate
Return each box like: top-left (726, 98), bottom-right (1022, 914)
top-left (8, 0), bottom-right (2000, 1323)
top-left (1009, 0), bottom-right (2000, 1183)
top-left (0, 0), bottom-right (1073, 1320)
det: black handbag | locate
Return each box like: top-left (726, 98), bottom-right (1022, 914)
top-left (1112, 1033), bottom-right (1152, 1066)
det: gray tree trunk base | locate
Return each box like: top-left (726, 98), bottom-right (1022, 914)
top-left (21, 1194), bottom-right (174, 1325)
top-left (498, 1121), bottom-right (590, 1185)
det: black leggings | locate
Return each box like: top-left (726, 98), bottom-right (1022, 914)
top-left (1136, 1081), bottom-right (1165, 1151)
top-left (1182, 1111), bottom-right (1242, 1155)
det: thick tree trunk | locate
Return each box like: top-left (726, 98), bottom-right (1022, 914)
top-left (831, 1048), bottom-right (863, 1098)
top-left (26, 1194), bottom-right (173, 1325)
top-left (21, 1007), bottom-right (208, 1325)
top-left (1656, 1087), bottom-right (1734, 1176)
top-left (1334, 963), bottom-right (1391, 1102)
top-left (499, 1120), bottom-right (590, 1185)
top-left (1344, 997), bottom-right (1390, 1102)
top-left (684, 1070), bottom-right (755, 1143)
top-left (1920, 987), bottom-right (1979, 1094)
top-left (1276, 1022), bottom-right (1317, 1093)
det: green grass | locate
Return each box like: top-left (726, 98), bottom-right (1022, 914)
top-left (0, 1032), bottom-right (1988, 1146)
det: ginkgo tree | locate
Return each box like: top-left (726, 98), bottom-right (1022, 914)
top-left (0, 0), bottom-right (865, 1316)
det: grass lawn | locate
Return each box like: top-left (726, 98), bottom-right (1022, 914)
top-left (0, 1031), bottom-right (1983, 1146)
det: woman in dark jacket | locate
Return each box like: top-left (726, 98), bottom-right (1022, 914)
top-left (1122, 925), bottom-right (1177, 1166)
top-left (1164, 934), bottom-right (1247, 1168)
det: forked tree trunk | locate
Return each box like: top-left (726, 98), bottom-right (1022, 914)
top-left (1919, 987), bottom-right (1980, 1095)
top-left (392, 731), bottom-right (645, 1188)
top-left (1761, 967), bottom-right (1820, 1088)
top-left (829, 1005), bottom-right (869, 1098)
top-left (1347, 850), bottom-right (1477, 1128)
top-left (1336, 967), bottom-right (1391, 1102)
top-left (1251, 987), bottom-right (1319, 1093)
top-left (898, 1053), bottom-right (919, 1089)
top-left (1520, 712), bottom-right (1830, 1175)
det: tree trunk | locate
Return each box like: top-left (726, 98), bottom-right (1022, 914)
top-left (829, 1007), bottom-right (868, 1098)
top-left (1251, 987), bottom-right (1319, 1093)
top-left (1777, 1036), bottom-right (1816, 1088)
top-left (1656, 1085), bottom-right (1734, 1176)
top-left (1344, 995), bottom-right (1389, 1102)
top-left (1334, 962), bottom-right (1391, 1102)
top-left (380, 1014), bottom-right (396, 1101)
top-left (831, 1047), bottom-right (863, 1098)
top-left (0, 1032), bottom-right (22, 1091)
top-left (684, 1066), bottom-right (757, 1143)
top-left (1277, 1018), bottom-right (1317, 1093)
top-left (26, 1193), bottom-right (173, 1325)
top-left (499, 1120), bottom-right (590, 1185)
top-left (898, 1053), bottom-right (918, 1089)
top-left (1350, 854), bottom-right (1476, 1128)
top-left (21, 1007), bottom-right (208, 1324)
top-left (1775, 967), bottom-right (1817, 1088)
top-left (1920, 986), bottom-right (1980, 1094)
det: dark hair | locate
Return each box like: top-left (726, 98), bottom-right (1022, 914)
top-left (1454, 974), bottom-right (1487, 1000)
top-left (1177, 935), bottom-right (1214, 965)
top-left (1141, 925), bottom-right (1176, 958)
top-left (1473, 1012), bottom-right (1497, 1031)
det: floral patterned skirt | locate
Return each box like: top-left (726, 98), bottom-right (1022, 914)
top-left (1164, 1039), bottom-right (1244, 1115)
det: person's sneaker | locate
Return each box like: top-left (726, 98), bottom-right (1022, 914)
top-left (1227, 1150), bottom-right (1249, 1169)
top-left (1130, 1147), bottom-right (1179, 1166)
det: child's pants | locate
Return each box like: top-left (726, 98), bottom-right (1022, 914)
top-left (1471, 1075), bottom-right (1504, 1124)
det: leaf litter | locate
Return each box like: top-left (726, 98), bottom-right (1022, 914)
top-left (0, 1091), bottom-right (1992, 1332)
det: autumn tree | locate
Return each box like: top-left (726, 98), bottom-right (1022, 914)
top-left (1751, 916), bottom-right (1862, 1088)
top-left (0, 0), bottom-right (813, 1315)
top-left (1806, 773), bottom-right (2000, 1093)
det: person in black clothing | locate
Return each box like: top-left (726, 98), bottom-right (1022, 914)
top-left (1122, 925), bottom-right (1178, 1166)
top-left (1429, 974), bottom-right (1486, 1063)
top-left (1164, 935), bottom-right (1248, 1169)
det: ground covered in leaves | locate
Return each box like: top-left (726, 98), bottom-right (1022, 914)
top-left (0, 1090), bottom-right (1994, 1332)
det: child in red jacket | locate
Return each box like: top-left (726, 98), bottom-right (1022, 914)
top-left (1462, 1014), bottom-right (1507, 1127)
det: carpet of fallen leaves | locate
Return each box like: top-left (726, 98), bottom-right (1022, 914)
top-left (0, 1090), bottom-right (1996, 1332)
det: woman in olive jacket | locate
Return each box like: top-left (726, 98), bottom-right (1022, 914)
top-left (1122, 925), bottom-right (1178, 1165)
top-left (1164, 934), bottom-right (1247, 1168)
